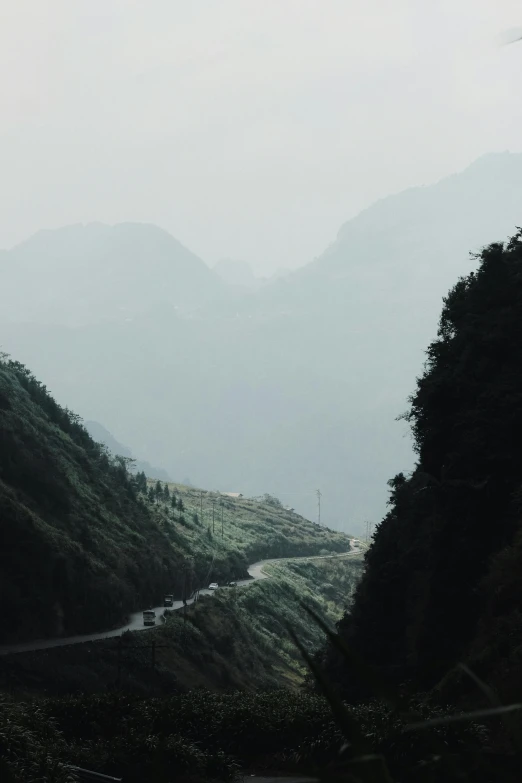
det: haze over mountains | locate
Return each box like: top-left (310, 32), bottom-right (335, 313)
top-left (213, 258), bottom-right (292, 290)
top-left (83, 420), bottom-right (171, 482)
top-left (213, 258), bottom-right (261, 289)
top-left (1, 152), bottom-right (521, 532)
top-left (0, 222), bottom-right (223, 326)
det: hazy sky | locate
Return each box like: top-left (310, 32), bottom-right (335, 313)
top-left (1, 0), bottom-right (522, 274)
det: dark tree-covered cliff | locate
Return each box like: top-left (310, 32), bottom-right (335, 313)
top-left (326, 229), bottom-right (522, 702)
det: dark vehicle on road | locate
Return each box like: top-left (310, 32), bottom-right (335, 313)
top-left (164, 594), bottom-right (173, 607)
top-left (143, 610), bottom-right (156, 626)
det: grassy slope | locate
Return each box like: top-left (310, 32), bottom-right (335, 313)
top-left (149, 482), bottom-right (352, 591)
top-left (0, 554), bottom-right (364, 695)
top-left (164, 553), bottom-right (365, 689)
top-left (0, 356), bottom-right (351, 645)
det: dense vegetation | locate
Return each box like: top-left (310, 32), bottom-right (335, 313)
top-left (0, 689), bottom-right (489, 783)
top-left (324, 228), bottom-right (522, 711)
top-left (0, 355), bottom-right (186, 643)
top-left (8, 226), bottom-right (522, 781)
top-left (0, 355), bottom-right (349, 645)
top-left (156, 554), bottom-right (363, 691)
top-left (0, 554), bottom-right (363, 695)
top-left (149, 484), bottom-right (351, 587)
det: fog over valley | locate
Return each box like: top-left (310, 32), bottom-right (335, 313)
top-left (4, 4), bottom-right (522, 781)
top-left (2, 1), bottom-right (522, 532)
top-left (2, 152), bottom-right (522, 530)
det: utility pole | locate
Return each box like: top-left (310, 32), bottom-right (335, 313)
top-left (183, 569), bottom-right (189, 650)
top-left (316, 489), bottom-right (322, 526)
top-left (211, 499), bottom-right (216, 535)
top-left (221, 503), bottom-right (224, 538)
top-left (116, 636), bottom-right (122, 687)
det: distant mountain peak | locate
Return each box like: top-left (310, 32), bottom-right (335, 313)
top-left (17, 221), bottom-right (201, 256)
top-left (0, 221), bottom-right (224, 326)
top-left (303, 150), bottom-right (522, 278)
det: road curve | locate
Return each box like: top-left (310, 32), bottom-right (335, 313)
top-left (0, 548), bottom-right (361, 656)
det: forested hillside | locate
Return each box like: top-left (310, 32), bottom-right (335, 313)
top-left (0, 355), bottom-right (350, 644)
top-left (153, 483), bottom-right (351, 569)
top-left (0, 554), bottom-right (363, 696)
top-left (325, 228), bottom-right (522, 705)
top-left (0, 356), bottom-right (186, 643)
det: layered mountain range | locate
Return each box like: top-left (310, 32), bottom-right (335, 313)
top-left (2, 152), bottom-right (521, 530)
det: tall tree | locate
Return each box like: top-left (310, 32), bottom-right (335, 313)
top-left (326, 229), bottom-right (522, 696)
top-left (136, 471), bottom-right (147, 493)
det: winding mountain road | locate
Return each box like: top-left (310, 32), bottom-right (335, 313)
top-left (0, 548), bottom-right (361, 656)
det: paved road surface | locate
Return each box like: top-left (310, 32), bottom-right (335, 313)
top-left (0, 547), bottom-right (361, 656)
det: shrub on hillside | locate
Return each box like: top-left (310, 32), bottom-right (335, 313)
top-left (29, 691), bottom-right (492, 782)
top-left (0, 696), bottom-right (77, 782)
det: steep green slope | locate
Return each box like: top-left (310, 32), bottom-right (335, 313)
top-left (324, 228), bottom-right (522, 704)
top-left (0, 356), bottom-right (185, 643)
top-left (0, 554), bottom-right (363, 696)
top-left (148, 484), bottom-right (352, 592)
top-left (0, 356), bottom-right (350, 644)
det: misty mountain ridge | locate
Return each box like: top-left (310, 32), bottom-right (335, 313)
top-left (83, 420), bottom-right (172, 482)
top-left (2, 151), bottom-right (522, 531)
top-left (0, 221), bottom-right (224, 326)
top-left (187, 152), bottom-right (521, 334)
top-left (312, 150), bottom-right (522, 275)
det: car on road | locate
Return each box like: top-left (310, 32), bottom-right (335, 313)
top-left (143, 610), bottom-right (156, 626)
top-left (164, 594), bottom-right (174, 607)
top-left (208, 582), bottom-right (219, 590)
top-left (227, 581), bottom-right (237, 587)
